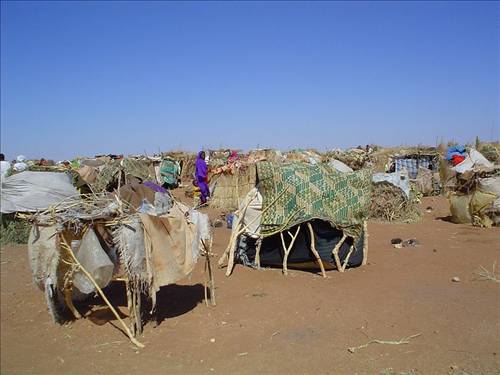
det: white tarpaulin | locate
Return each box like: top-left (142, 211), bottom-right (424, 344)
top-left (1, 171), bottom-right (79, 213)
top-left (452, 149), bottom-right (494, 174)
top-left (232, 187), bottom-right (263, 238)
top-left (372, 171), bottom-right (411, 198)
top-left (328, 159), bottom-right (353, 173)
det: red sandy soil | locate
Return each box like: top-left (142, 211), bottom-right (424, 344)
top-left (1, 195), bottom-right (499, 374)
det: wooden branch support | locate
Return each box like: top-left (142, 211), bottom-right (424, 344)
top-left (125, 279), bottom-right (135, 335)
top-left (340, 244), bottom-right (355, 272)
top-left (64, 286), bottom-right (82, 319)
top-left (131, 281), bottom-right (142, 336)
top-left (218, 192), bottom-right (255, 269)
top-left (280, 226), bottom-right (301, 276)
top-left (331, 233), bottom-right (347, 271)
top-left (202, 238), bottom-right (216, 306)
top-left (362, 221), bottom-right (369, 266)
top-left (306, 223), bottom-right (326, 278)
top-left (220, 187), bottom-right (290, 276)
top-left (225, 234), bottom-right (238, 277)
top-left (255, 238), bottom-right (263, 269)
top-left (60, 237), bottom-right (145, 348)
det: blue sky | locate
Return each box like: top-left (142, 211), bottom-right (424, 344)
top-left (1, 1), bottom-right (498, 160)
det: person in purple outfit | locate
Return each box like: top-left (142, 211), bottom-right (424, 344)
top-left (195, 151), bottom-right (210, 204)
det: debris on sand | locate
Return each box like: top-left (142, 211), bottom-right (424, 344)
top-left (348, 333), bottom-right (422, 353)
top-left (391, 238), bottom-right (420, 248)
top-left (391, 238), bottom-right (403, 248)
top-left (403, 239), bottom-right (420, 247)
top-left (451, 276), bottom-right (461, 282)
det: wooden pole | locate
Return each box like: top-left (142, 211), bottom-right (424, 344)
top-left (362, 221), bottom-right (369, 266)
top-left (306, 222), bottom-right (326, 278)
top-left (340, 245), bottom-right (355, 272)
top-left (202, 238), bottom-right (216, 306)
top-left (64, 287), bottom-right (82, 319)
top-left (125, 279), bottom-right (135, 336)
top-left (255, 238), bottom-right (263, 269)
top-left (60, 237), bottom-right (145, 348)
top-left (280, 225), bottom-right (301, 276)
top-left (331, 233), bottom-right (347, 271)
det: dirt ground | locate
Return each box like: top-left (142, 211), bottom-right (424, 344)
top-left (1, 195), bottom-right (499, 375)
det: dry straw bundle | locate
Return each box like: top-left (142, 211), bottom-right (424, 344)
top-left (210, 165), bottom-right (257, 211)
top-left (370, 182), bottom-right (421, 222)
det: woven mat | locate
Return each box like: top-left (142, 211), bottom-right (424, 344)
top-left (257, 162), bottom-right (371, 238)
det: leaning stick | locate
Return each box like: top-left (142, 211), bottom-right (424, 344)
top-left (201, 238), bottom-right (216, 306)
top-left (306, 223), bottom-right (326, 278)
top-left (60, 237), bottom-right (145, 348)
top-left (218, 191), bottom-right (256, 267)
top-left (223, 186), bottom-right (290, 276)
top-left (340, 245), bottom-right (355, 272)
top-left (331, 233), bottom-right (347, 271)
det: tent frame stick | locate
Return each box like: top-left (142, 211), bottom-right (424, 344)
top-left (280, 225), bottom-right (301, 276)
top-left (64, 285), bottom-right (82, 319)
top-left (220, 186), bottom-right (289, 276)
top-left (306, 223), bottom-right (326, 278)
top-left (340, 245), bottom-right (355, 272)
top-left (332, 233), bottom-right (347, 271)
top-left (362, 221), bottom-right (369, 266)
top-left (255, 237), bottom-right (263, 269)
top-left (218, 191), bottom-right (256, 268)
top-left (201, 238), bottom-right (216, 306)
top-left (60, 236), bottom-right (145, 348)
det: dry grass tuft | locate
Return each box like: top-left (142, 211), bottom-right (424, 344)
top-left (474, 262), bottom-right (500, 283)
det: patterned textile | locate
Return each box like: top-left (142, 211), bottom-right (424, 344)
top-left (256, 162), bottom-right (372, 238)
top-left (92, 159), bottom-right (155, 192)
top-left (159, 159), bottom-right (181, 186)
top-left (122, 158), bottom-right (155, 181)
top-left (395, 158), bottom-right (433, 179)
top-left (92, 161), bottom-right (121, 192)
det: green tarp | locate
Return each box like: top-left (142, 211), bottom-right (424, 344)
top-left (257, 162), bottom-right (372, 238)
top-left (160, 158), bottom-right (181, 187)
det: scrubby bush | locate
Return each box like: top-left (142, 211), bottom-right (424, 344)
top-left (0, 217), bottom-right (31, 245)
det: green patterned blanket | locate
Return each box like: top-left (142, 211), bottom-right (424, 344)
top-left (257, 162), bottom-right (372, 238)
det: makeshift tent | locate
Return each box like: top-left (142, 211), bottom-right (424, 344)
top-left (284, 149), bottom-right (322, 164)
top-left (90, 157), bottom-right (158, 192)
top-left (25, 191), bottom-right (214, 348)
top-left (218, 162), bottom-right (371, 277)
top-left (159, 157), bottom-right (181, 188)
top-left (389, 152), bottom-right (440, 179)
top-left (1, 171), bottom-right (79, 214)
top-left (372, 171), bottom-right (411, 198)
top-left (247, 149), bottom-right (284, 163)
top-left (452, 149), bottom-right (494, 174)
top-left (323, 148), bottom-right (371, 170)
top-left (448, 168), bottom-right (500, 227)
top-left (386, 150), bottom-right (441, 196)
top-left (209, 164), bottom-right (257, 211)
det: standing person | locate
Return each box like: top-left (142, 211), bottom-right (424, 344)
top-left (0, 153), bottom-right (11, 180)
top-left (195, 151), bottom-right (210, 204)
